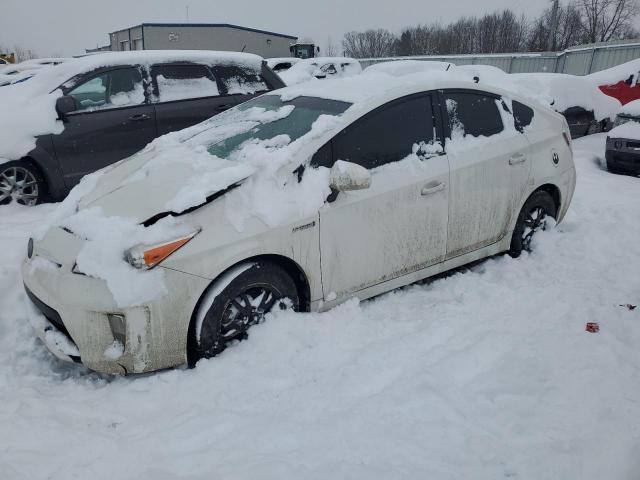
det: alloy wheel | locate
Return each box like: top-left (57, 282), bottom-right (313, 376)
top-left (220, 286), bottom-right (281, 342)
top-left (0, 166), bottom-right (39, 205)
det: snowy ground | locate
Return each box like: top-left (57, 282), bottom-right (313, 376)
top-left (1, 134), bottom-right (639, 479)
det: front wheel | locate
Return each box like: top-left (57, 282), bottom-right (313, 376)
top-left (191, 261), bottom-right (299, 363)
top-left (509, 191), bottom-right (557, 257)
top-left (0, 160), bottom-right (46, 206)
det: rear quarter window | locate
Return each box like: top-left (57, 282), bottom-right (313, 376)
top-left (513, 101), bottom-right (535, 132)
top-left (151, 64), bottom-right (219, 102)
top-left (443, 91), bottom-right (503, 138)
top-left (215, 65), bottom-right (269, 95)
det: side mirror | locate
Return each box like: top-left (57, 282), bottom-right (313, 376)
top-left (329, 160), bottom-right (371, 192)
top-left (55, 95), bottom-right (77, 118)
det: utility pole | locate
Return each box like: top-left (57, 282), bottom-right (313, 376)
top-left (186, 5), bottom-right (190, 23)
top-left (548, 0), bottom-right (560, 51)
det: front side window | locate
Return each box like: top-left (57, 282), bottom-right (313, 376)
top-left (443, 91), bottom-right (504, 138)
top-left (68, 67), bottom-right (144, 112)
top-left (332, 95), bottom-right (436, 170)
top-left (215, 65), bottom-right (269, 95)
top-left (151, 64), bottom-right (219, 102)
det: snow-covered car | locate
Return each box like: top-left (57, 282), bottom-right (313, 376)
top-left (266, 57), bottom-right (301, 73)
top-left (588, 58), bottom-right (640, 106)
top-left (278, 57), bottom-right (362, 85)
top-left (511, 72), bottom-right (621, 138)
top-left (0, 50), bottom-right (285, 206)
top-left (0, 63), bottom-right (47, 86)
top-left (363, 60), bottom-right (454, 76)
top-left (605, 99), bottom-right (640, 175)
top-left (22, 72), bottom-right (576, 375)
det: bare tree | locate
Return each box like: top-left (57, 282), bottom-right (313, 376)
top-left (578, 0), bottom-right (639, 42)
top-left (342, 29), bottom-right (398, 58)
top-left (13, 45), bottom-right (38, 62)
top-left (529, 2), bottom-right (585, 51)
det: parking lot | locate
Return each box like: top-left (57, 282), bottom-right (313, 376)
top-left (1, 133), bottom-right (638, 479)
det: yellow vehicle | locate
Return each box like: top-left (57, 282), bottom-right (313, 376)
top-left (0, 53), bottom-right (16, 64)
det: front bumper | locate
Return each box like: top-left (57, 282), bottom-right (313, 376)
top-left (22, 227), bottom-right (210, 375)
top-left (605, 137), bottom-right (640, 173)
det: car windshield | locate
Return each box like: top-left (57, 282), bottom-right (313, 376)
top-left (205, 95), bottom-right (351, 159)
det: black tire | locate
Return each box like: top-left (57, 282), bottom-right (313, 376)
top-left (190, 261), bottom-right (299, 363)
top-left (0, 160), bottom-right (46, 206)
top-left (509, 190), bottom-right (557, 258)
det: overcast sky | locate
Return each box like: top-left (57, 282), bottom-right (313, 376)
top-left (1, 0), bottom-right (547, 57)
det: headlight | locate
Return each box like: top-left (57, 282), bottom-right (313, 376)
top-left (124, 228), bottom-right (201, 270)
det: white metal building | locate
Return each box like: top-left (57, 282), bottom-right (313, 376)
top-left (94, 23), bottom-right (298, 58)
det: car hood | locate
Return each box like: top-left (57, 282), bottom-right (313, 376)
top-left (78, 144), bottom-right (255, 224)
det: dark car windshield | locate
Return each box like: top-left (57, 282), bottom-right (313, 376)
top-left (206, 95), bottom-right (351, 159)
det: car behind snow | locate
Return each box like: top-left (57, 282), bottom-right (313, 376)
top-left (0, 51), bottom-right (284, 206)
top-left (22, 72), bottom-right (576, 375)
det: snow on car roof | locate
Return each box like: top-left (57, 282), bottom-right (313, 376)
top-left (270, 68), bottom-right (541, 110)
top-left (35, 50), bottom-right (264, 92)
top-left (587, 58), bottom-right (640, 86)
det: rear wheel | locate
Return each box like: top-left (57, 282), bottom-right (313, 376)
top-left (0, 160), bottom-right (45, 206)
top-left (510, 191), bottom-right (557, 257)
top-left (191, 261), bottom-right (299, 363)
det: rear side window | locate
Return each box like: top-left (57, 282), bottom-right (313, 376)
top-left (513, 101), bottom-right (534, 132)
top-left (332, 95), bottom-right (436, 170)
top-left (151, 64), bottom-right (219, 102)
top-left (443, 91), bottom-right (503, 138)
top-left (215, 65), bottom-right (269, 95)
top-left (68, 67), bottom-right (144, 112)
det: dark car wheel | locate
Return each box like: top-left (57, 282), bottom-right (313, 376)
top-left (191, 261), bottom-right (299, 363)
top-left (0, 160), bottom-right (46, 206)
top-left (509, 191), bottom-right (557, 257)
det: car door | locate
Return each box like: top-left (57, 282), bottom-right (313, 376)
top-left (53, 66), bottom-right (156, 188)
top-left (317, 93), bottom-right (450, 299)
top-left (151, 63), bottom-right (237, 136)
top-left (440, 90), bottom-right (531, 259)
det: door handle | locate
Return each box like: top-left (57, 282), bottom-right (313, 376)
top-left (421, 182), bottom-right (446, 196)
top-left (128, 113), bottom-right (150, 122)
top-left (215, 104), bottom-right (233, 112)
top-left (508, 153), bottom-right (526, 165)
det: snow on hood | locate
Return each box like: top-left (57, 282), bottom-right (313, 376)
top-left (0, 50), bottom-right (264, 165)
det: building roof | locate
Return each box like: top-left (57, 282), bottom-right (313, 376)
top-left (112, 23), bottom-right (297, 40)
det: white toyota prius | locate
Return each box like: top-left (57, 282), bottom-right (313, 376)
top-left (22, 71), bottom-right (576, 375)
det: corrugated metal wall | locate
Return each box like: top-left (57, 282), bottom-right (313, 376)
top-left (359, 40), bottom-right (640, 75)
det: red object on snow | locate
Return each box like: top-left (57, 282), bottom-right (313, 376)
top-left (599, 81), bottom-right (640, 106)
top-left (586, 322), bottom-right (600, 333)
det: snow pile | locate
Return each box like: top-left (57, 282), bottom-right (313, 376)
top-left (1, 135), bottom-right (640, 478)
top-left (587, 58), bottom-right (640, 86)
top-left (279, 57), bottom-right (362, 86)
top-left (512, 72), bottom-right (621, 120)
top-left (0, 79), bottom-right (64, 163)
top-left (619, 98), bottom-right (640, 117)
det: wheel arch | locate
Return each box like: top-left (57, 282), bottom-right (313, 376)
top-left (533, 183), bottom-right (561, 216)
top-left (185, 253), bottom-right (311, 366)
